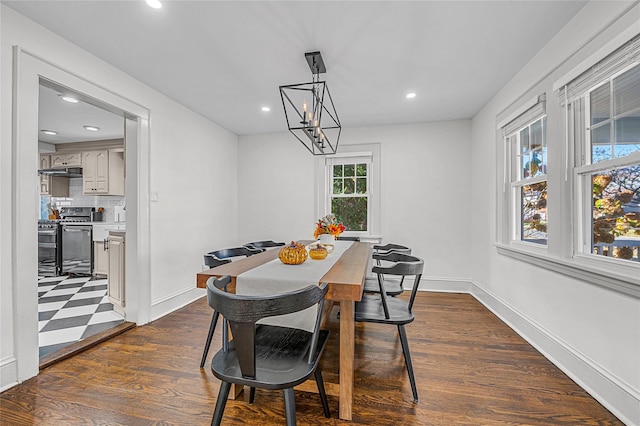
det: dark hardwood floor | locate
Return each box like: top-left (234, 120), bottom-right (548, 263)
top-left (1, 292), bottom-right (622, 425)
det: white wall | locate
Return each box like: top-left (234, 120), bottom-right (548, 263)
top-left (238, 120), bottom-right (473, 284)
top-left (1, 5), bottom-right (238, 389)
top-left (470, 2), bottom-right (640, 424)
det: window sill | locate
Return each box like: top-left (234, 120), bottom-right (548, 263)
top-left (341, 234), bottom-right (382, 244)
top-left (496, 243), bottom-right (640, 299)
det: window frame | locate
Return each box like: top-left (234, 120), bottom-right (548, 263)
top-left (327, 156), bottom-right (372, 235)
top-left (495, 31), bottom-right (640, 298)
top-left (498, 95), bottom-right (548, 251)
top-left (508, 115), bottom-right (549, 245)
top-left (315, 143), bottom-right (381, 240)
top-left (574, 62), bottom-right (640, 265)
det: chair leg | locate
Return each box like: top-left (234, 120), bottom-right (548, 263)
top-left (283, 387), bottom-right (297, 426)
top-left (397, 325), bottom-right (418, 403)
top-left (211, 381), bottom-right (231, 426)
top-left (314, 367), bottom-right (331, 418)
top-left (249, 386), bottom-right (256, 404)
top-left (200, 311), bottom-right (220, 368)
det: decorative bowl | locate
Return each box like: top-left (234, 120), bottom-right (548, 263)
top-left (278, 241), bottom-right (308, 265)
top-left (309, 245), bottom-right (328, 260)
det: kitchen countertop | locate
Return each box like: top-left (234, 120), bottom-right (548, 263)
top-left (92, 223), bottom-right (127, 241)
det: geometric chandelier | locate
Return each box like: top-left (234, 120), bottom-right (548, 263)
top-left (279, 51), bottom-right (341, 155)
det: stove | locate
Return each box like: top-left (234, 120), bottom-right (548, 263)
top-left (38, 207), bottom-right (95, 276)
top-left (59, 206), bottom-right (94, 222)
top-left (37, 221), bottom-right (61, 276)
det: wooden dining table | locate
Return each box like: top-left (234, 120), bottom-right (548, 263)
top-left (196, 240), bottom-right (371, 421)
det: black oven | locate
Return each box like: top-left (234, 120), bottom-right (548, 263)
top-left (38, 221), bottom-right (61, 276)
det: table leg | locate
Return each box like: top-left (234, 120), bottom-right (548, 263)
top-left (339, 300), bottom-right (354, 420)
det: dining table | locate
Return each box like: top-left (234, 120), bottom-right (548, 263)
top-left (196, 240), bottom-right (371, 421)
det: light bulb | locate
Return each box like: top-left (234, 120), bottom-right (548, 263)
top-left (146, 0), bottom-right (162, 9)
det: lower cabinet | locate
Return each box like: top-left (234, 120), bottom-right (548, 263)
top-left (93, 240), bottom-right (109, 276)
top-left (107, 231), bottom-right (126, 314)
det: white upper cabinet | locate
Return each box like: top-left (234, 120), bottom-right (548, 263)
top-left (40, 154), bottom-right (51, 169)
top-left (83, 150), bottom-right (109, 194)
top-left (51, 152), bottom-right (82, 168)
top-left (83, 149), bottom-right (124, 195)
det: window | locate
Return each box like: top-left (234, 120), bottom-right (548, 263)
top-left (316, 144), bottom-right (381, 239)
top-left (563, 36), bottom-right (640, 264)
top-left (330, 161), bottom-right (369, 232)
top-left (496, 32), bottom-right (639, 293)
top-left (501, 96), bottom-right (548, 246)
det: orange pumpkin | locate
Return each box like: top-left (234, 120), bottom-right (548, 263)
top-left (278, 241), bottom-right (308, 265)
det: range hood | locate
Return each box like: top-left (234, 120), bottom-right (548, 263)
top-left (38, 167), bottom-right (83, 178)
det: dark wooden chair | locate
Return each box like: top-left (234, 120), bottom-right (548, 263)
top-left (200, 246), bottom-right (259, 367)
top-left (203, 246), bottom-right (259, 268)
top-left (243, 240), bottom-right (285, 251)
top-left (369, 244), bottom-right (412, 291)
top-left (336, 236), bottom-right (360, 241)
top-left (355, 256), bottom-right (424, 403)
top-left (363, 252), bottom-right (421, 296)
top-left (373, 243), bottom-right (411, 256)
top-left (206, 276), bottom-right (331, 425)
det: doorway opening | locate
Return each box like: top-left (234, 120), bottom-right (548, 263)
top-left (12, 46), bottom-right (150, 384)
top-left (36, 79), bottom-right (136, 367)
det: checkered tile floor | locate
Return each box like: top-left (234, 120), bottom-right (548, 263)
top-left (38, 275), bottom-right (124, 358)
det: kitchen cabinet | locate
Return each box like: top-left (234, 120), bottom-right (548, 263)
top-left (93, 223), bottom-right (126, 276)
top-left (40, 154), bottom-right (51, 170)
top-left (83, 150), bottom-right (125, 195)
top-left (107, 231), bottom-right (125, 314)
top-left (51, 152), bottom-right (82, 168)
top-left (40, 175), bottom-right (69, 197)
top-left (83, 150), bottom-right (109, 193)
top-left (93, 240), bottom-right (109, 276)
top-left (39, 154), bottom-right (69, 196)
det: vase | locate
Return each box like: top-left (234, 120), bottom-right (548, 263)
top-left (318, 234), bottom-right (334, 244)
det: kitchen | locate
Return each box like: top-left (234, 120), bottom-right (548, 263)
top-left (37, 80), bottom-right (129, 358)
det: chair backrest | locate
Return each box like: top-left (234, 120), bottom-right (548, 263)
top-left (373, 243), bottom-right (411, 255)
top-left (372, 252), bottom-right (418, 263)
top-left (206, 276), bottom-right (328, 379)
top-left (372, 256), bottom-right (424, 317)
top-left (204, 246), bottom-right (258, 268)
top-left (203, 255), bottom-right (232, 268)
top-left (243, 240), bottom-right (285, 251)
top-left (337, 236), bottom-right (360, 241)
top-left (210, 247), bottom-right (258, 259)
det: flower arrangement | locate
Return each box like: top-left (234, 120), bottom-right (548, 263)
top-left (314, 214), bottom-right (346, 239)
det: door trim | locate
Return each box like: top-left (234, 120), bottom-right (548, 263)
top-left (10, 46), bottom-right (151, 383)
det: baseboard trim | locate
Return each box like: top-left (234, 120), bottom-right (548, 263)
top-left (469, 281), bottom-right (639, 426)
top-left (418, 276), bottom-right (472, 293)
top-left (0, 356), bottom-right (18, 392)
top-left (150, 287), bottom-right (205, 322)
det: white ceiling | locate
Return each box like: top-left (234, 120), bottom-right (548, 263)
top-left (38, 83), bottom-right (125, 144)
top-left (7, 0), bottom-right (587, 138)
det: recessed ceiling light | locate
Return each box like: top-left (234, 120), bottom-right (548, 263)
top-left (146, 0), bottom-right (162, 9)
top-left (261, 106), bottom-right (271, 112)
top-left (406, 92), bottom-right (417, 99)
top-left (83, 125), bottom-right (100, 132)
top-left (41, 130), bottom-right (58, 135)
top-left (60, 95), bottom-right (79, 103)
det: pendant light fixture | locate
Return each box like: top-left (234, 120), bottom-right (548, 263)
top-left (279, 51), bottom-right (341, 155)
